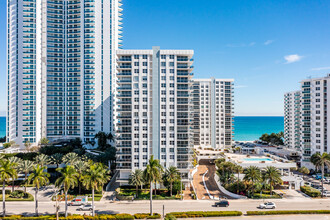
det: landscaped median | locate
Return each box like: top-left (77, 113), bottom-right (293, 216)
top-left (0, 213), bottom-right (162, 220)
top-left (246, 210), bottom-right (330, 216)
top-left (165, 211), bottom-right (243, 218)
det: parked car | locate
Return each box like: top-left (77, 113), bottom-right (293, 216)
top-left (259, 202), bottom-right (276, 209)
top-left (77, 204), bottom-right (94, 211)
top-left (214, 200), bottom-right (229, 207)
top-left (322, 191), bottom-right (330, 197)
top-left (305, 182), bottom-right (312, 187)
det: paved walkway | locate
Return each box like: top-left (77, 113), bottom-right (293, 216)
top-left (193, 160), bottom-right (232, 200)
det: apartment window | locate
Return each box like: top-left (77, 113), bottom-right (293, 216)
top-left (134, 62), bottom-right (139, 66)
top-left (161, 155), bottom-right (166, 159)
top-left (170, 148), bottom-right (174, 152)
top-left (169, 62), bottom-right (174, 67)
top-left (161, 69), bottom-right (166, 73)
top-left (134, 55), bottom-right (139, 59)
top-left (161, 55), bottom-right (166, 59)
top-left (170, 155), bottom-right (175, 159)
top-left (161, 148), bottom-right (166, 152)
top-left (161, 62), bottom-right (166, 67)
top-left (143, 69), bottom-right (147, 73)
top-left (134, 148), bottom-right (139, 152)
top-left (143, 148), bottom-right (147, 152)
top-left (161, 76), bottom-right (166, 80)
top-left (169, 55), bottom-right (174, 59)
top-left (170, 69), bottom-right (174, 73)
top-left (134, 69), bottom-right (139, 73)
top-left (143, 62), bottom-right (147, 66)
top-left (143, 55), bottom-right (148, 59)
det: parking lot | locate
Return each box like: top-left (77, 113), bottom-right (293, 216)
top-left (304, 175), bottom-right (330, 197)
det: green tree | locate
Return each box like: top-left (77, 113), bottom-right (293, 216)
top-left (51, 153), bottom-right (63, 168)
top-left (163, 166), bottom-right (180, 196)
top-left (216, 162), bottom-right (236, 185)
top-left (311, 153), bottom-right (330, 198)
top-left (234, 165), bottom-right (244, 195)
top-left (55, 165), bottom-right (79, 217)
top-left (19, 160), bottom-right (35, 193)
top-left (35, 154), bottom-right (50, 167)
top-left (63, 152), bottom-right (79, 166)
top-left (82, 162), bottom-right (110, 216)
top-left (94, 132), bottom-right (114, 151)
top-left (262, 166), bottom-right (282, 195)
top-left (0, 160), bottom-right (17, 217)
top-left (74, 160), bottom-right (87, 195)
top-left (129, 169), bottom-right (144, 197)
top-left (39, 137), bottom-right (49, 146)
top-left (243, 166), bottom-right (262, 196)
top-left (28, 165), bottom-right (50, 216)
top-left (143, 155), bottom-right (163, 215)
top-left (7, 157), bottom-right (22, 192)
top-left (298, 166), bottom-right (310, 180)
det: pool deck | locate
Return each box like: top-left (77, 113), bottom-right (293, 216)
top-left (225, 153), bottom-right (296, 169)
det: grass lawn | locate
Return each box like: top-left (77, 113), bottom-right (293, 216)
top-left (0, 192), bottom-right (34, 201)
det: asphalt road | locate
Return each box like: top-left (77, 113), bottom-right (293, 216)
top-left (2, 199), bottom-right (330, 216)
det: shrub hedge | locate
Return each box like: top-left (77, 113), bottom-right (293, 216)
top-left (166, 211), bottom-right (242, 218)
top-left (133, 213), bottom-right (161, 219)
top-left (246, 210), bottom-right (330, 215)
top-left (0, 214), bottom-right (135, 220)
top-left (300, 186), bottom-right (321, 197)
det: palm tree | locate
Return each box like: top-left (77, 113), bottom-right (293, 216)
top-left (298, 166), bottom-right (310, 181)
top-left (74, 160), bottom-right (87, 195)
top-left (164, 166), bottom-right (180, 196)
top-left (0, 160), bottom-right (17, 217)
top-left (263, 166), bottom-right (282, 195)
top-left (7, 157), bottom-right (21, 192)
top-left (129, 169), bottom-right (144, 197)
top-left (311, 153), bottom-right (330, 198)
top-left (143, 155), bottom-right (163, 215)
top-left (51, 153), bottom-right (63, 168)
top-left (19, 160), bottom-right (35, 193)
top-left (55, 165), bottom-right (79, 217)
top-left (82, 162), bottom-right (110, 217)
top-left (28, 165), bottom-right (50, 216)
top-left (234, 165), bottom-right (243, 195)
top-left (35, 154), bottom-right (50, 167)
top-left (63, 152), bottom-right (79, 166)
top-left (243, 166), bottom-right (262, 196)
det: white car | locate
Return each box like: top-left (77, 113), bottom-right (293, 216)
top-left (259, 202), bottom-right (276, 209)
top-left (77, 204), bottom-right (94, 211)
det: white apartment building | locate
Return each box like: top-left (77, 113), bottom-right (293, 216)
top-left (285, 74), bottom-right (330, 169)
top-left (192, 78), bottom-right (234, 149)
top-left (284, 91), bottom-right (301, 150)
top-left (114, 46), bottom-right (194, 183)
top-left (7, 0), bottom-right (122, 147)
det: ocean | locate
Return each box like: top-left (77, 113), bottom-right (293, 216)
top-left (0, 116), bottom-right (284, 141)
top-left (234, 116), bottom-right (284, 141)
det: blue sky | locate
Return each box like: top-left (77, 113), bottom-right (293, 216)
top-left (0, 1), bottom-right (329, 116)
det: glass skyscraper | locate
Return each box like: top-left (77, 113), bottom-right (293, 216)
top-left (7, 0), bottom-right (122, 147)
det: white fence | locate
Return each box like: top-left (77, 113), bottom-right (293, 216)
top-left (214, 173), bottom-right (247, 199)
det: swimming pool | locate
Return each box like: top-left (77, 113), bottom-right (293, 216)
top-left (243, 158), bottom-right (273, 162)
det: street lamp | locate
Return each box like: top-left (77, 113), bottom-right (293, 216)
top-left (52, 188), bottom-right (60, 220)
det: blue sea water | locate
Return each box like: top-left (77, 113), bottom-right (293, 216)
top-left (0, 116), bottom-right (283, 141)
top-left (234, 116), bottom-right (284, 141)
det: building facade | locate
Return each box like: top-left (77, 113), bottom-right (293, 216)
top-left (7, 0), bottom-right (122, 147)
top-left (115, 46), bottom-right (194, 183)
top-left (284, 91), bottom-right (301, 150)
top-left (285, 74), bottom-right (330, 169)
top-left (192, 78), bottom-right (234, 149)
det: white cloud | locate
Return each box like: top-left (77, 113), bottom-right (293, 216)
top-left (284, 54), bottom-right (303, 64)
top-left (310, 66), bottom-right (330, 71)
top-left (264, 40), bottom-right (274, 45)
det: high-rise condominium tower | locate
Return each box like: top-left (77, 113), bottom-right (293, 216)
top-left (115, 46), bottom-right (194, 183)
top-left (284, 74), bottom-right (330, 169)
top-left (284, 91), bottom-right (301, 150)
top-left (7, 0), bottom-right (122, 147)
top-left (192, 78), bottom-right (234, 149)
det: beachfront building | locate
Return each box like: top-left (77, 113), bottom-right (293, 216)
top-left (284, 91), bottom-right (301, 150)
top-left (192, 78), bottom-right (234, 150)
top-left (7, 0), bottom-right (122, 147)
top-left (114, 46), bottom-right (194, 184)
top-left (285, 74), bottom-right (330, 169)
